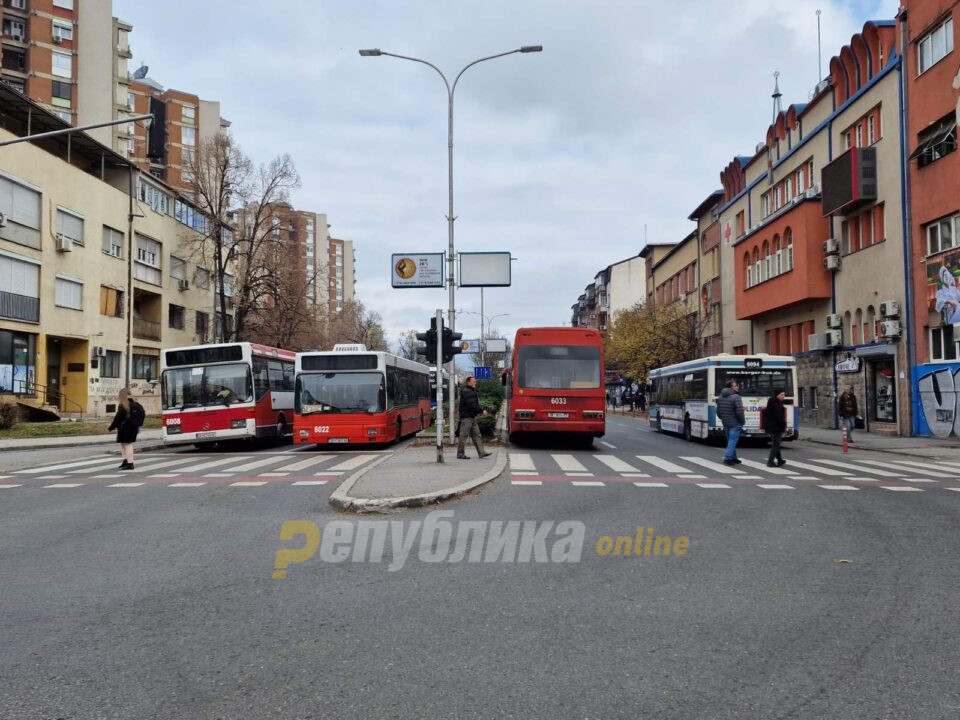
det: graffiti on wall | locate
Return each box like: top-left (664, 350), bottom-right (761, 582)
top-left (915, 364), bottom-right (960, 437)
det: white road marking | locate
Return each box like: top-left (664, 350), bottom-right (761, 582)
top-left (178, 456), bottom-right (252, 473)
top-left (846, 477), bottom-right (879, 482)
top-left (599, 441), bottom-right (617, 450)
top-left (329, 454), bottom-right (380, 471)
top-left (511, 480), bottom-right (543, 486)
top-left (818, 485), bottom-right (859, 490)
top-left (635, 455), bottom-right (690, 473)
top-left (633, 482), bottom-right (668, 488)
top-left (260, 472), bottom-right (289, 477)
top-left (314, 471), bottom-right (344, 476)
top-left (116, 457), bottom-right (200, 474)
top-left (621, 472), bottom-right (651, 478)
top-left (881, 486), bottom-right (924, 492)
top-left (508, 453), bottom-right (536, 471)
top-left (511, 471), bottom-right (540, 476)
top-left (203, 473), bottom-right (234, 478)
top-left (946, 488), bottom-right (960, 492)
top-left (736, 458), bottom-right (798, 475)
top-left (226, 456), bottom-right (287, 473)
top-left (43, 483), bottom-right (84, 488)
top-left (552, 454), bottom-right (589, 472)
top-left (902, 478), bottom-right (935, 483)
top-left (566, 472), bottom-right (595, 477)
top-left (147, 473), bottom-right (182, 478)
top-left (593, 455), bottom-right (642, 473)
top-left (778, 459), bottom-right (852, 476)
top-left (275, 455), bottom-right (337, 472)
top-left (291, 480), bottom-right (328, 486)
top-left (696, 483), bottom-right (731, 489)
top-left (93, 474), bottom-right (124, 479)
top-left (36, 475), bottom-right (66, 480)
top-left (757, 484), bottom-right (795, 490)
top-left (17, 457), bottom-right (119, 474)
top-left (571, 480), bottom-right (605, 487)
top-left (0, 484), bottom-right (23, 489)
top-left (790, 476), bottom-right (818, 480)
top-left (169, 482), bottom-right (206, 487)
top-left (107, 483), bottom-right (144, 488)
top-left (803, 458), bottom-right (901, 477)
top-left (738, 475), bottom-right (764, 480)
top-left (678, 474), bottom-right (707, 479)
top-left (230, 481), bottom-right (268, 487)
top-left (875, 460), bottom-right (957, 478)
top-left (681, 457), bottom-right (745, 475)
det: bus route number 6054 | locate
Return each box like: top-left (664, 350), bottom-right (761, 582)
top-left (550, 397), bottom-right (567, 405)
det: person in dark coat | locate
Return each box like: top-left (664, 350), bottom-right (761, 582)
top-left (716, 380), bottom-right (745, 465)
top-left (764, 390), bottom-right (788, 467)
top-left (108, 388), bottom-right (139, 470)
top-left (838, 386), bottom-right (859, 442)
top-left (457, 376), bottom-right (491, 459)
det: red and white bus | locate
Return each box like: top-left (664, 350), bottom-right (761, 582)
top-left (294, 344), bottom-right (431, 446)
top-left (161, 342), bottom-right (296, 446)
top-left (505, 327), bottom-right (605, 443)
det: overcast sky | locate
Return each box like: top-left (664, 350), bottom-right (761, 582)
top-left (116, 0), bottom-right (897, 349)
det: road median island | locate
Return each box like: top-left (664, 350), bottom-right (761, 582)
top-left (329, 444), bottom-right (507, 513)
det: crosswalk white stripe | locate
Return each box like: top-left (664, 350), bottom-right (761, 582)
top-left (169, 482), bottom-right (206, 487)
top-left (107, 483), bottom-right (144, 488)
top-left (778, 459), bottom-right (852, 476)
top-left (120, 457), bottom-right (200, 474)
top-left (635, 455), bottom-right (690, 473)
top-left (680, 457), bottom-right (745, 475)
top-left (512, 480), bottom-right (542, 486)
top-left (44, 483), bottom-right (84, 488)
top-left (329, 454), bottom-right (379, 471)
top-left (226, 456), bottom-right (287, 473)
top-left (511, 471), bottom-right (539, 476)
top-left (599, 441), bottom-right (617, 450)
top-left (758, 484), bottom-right (795, 490)
top-left (17, 456), bottom-right (119, 474)
top-left (571, 480), bottom-right (605, 487)
top-left (803, 458), bottom-right (901, 477)
top-left (0, 484), bottom-right (23, 489)
top-left (553, 454), bottom-right (589, 472)
top-left (885, 460), bottom-right (960, 477)
top-left (678, 474), bottom-right (707, 479)
top-left (945, 488), bottom-right (960, 492)
top-left (633, 482), bottom-right (668, 488)
top-left (696, 483), bottom-right (731, 489)
top-left (593, 455), bottom-right (642, 473)
top-left (902, 478), bottom-right (935, 483)
top-left (274, 455), bottom-right (338, 472)
top-left (736, 458), bottom-right (798, 475)
top-left (176, 456), bottom-right (251, 473)
top-left (291, 480), bottom-right (328, 486)
top-left (818, 485), bottom-right (859, 490)
top-left (508, 453), bottom-right (536, 471)
top-left (881, 486), bottom-right (924, 492)
top-left (230, 481), bottom-right (268, 487)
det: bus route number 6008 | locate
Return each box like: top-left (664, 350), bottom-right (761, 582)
top-left (550, 397), bottom-right (567, 405)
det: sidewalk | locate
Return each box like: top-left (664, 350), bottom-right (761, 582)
top-left (0, 428), bottom-right (164, 452)
top-left (329, 444), bottom-right (507, 512)
top-left (799, 425), bottom-right (960, 460)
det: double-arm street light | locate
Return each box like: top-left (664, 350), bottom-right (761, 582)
top-left (359, 45), bottom-right (542, 442)
top-left (459, 309), bottom-right (510, 367)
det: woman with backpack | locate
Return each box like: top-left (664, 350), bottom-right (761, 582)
top-left (108, 388), bottom-right (144, 470)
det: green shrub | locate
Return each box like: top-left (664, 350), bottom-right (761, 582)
top-left (0, 402), bottom-right (19, 430)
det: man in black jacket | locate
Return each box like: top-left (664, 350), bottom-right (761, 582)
top-left (716, 380), bottom-right (745, 466)
top-left (763, 390), bottom-right (787, 467)
top-left (457, 376), bottom-right (491, 460)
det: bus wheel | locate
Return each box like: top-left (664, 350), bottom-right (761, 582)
top-left (683, 417), bottom-right (693, 442)
top-left (396, 418), bottom-right (403, 441)
top-left (276, 416), bottom-right (288, 439)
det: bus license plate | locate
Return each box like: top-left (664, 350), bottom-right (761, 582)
top-left (328, 438), bottom-right (349, 444)
top-left (548, 412), bottom-right (569, 419)
top-left (195, 432), bottom-right (216, 439)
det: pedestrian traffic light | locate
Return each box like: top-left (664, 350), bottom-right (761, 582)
top-left (416, 318), bottom-right (438, 361)
top-left (441, 326), bottom-right (463, 364)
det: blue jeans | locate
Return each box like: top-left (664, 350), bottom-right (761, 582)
top-left (841, 416), bottom-right (855, 440)
top-left (724, 425), bottom-right (742, 461)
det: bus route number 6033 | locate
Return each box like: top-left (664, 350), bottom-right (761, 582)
top-left (550, 397), bottom-right (567, 405)
top-left (313, 425), bottom-right (330, 434)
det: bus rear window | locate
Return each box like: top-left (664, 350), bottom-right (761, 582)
top-left (716, 369), bottom-right (794, 397)
top-left (517, 345), bottom-right (601, 389)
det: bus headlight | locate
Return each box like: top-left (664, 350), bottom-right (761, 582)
top-left (514, 409), bottom-right (535, 419)
top-left (367, 428), bottom-right (378, 436)
top-left (166, 425), bottom-right (181, 434)
top-left (231, 419), bottom-right (246, 429)
top-left (299, 430), bottom-right (309, 437)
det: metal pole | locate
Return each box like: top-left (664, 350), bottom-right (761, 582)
top-left (480, 287), bottom-right (485, 367)
top-left (447, 87), bottom-right (457, 444)
top-left (0, 113), bottom-right (153, 147)
top-left (125, 165), bottom-right (134, 387)
top-left (436, 308), bottom-right (444, 463)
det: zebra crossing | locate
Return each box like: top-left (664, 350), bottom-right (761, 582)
top-left (507, 452), bottom-right (960, 493)
top-left (0, 451), bottom-right (389, 490)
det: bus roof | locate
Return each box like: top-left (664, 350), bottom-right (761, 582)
top-left (514, 327), bottom-right (603, 344)
top-left (296, 350), bottom-right (430, 374)
top-left (161, 342), bottom-right (296, 366)
top-left (649, 353), bottom-right (797, 376)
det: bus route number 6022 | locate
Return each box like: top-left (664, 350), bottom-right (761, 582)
top-left (313, 425), bottom-right (330, 434)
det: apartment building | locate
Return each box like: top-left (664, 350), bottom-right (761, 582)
top-left (0, 84), bottom-right (228, 417)
top-left (900, 0), bottom-right (960, 438)
top-left (328, 236), bottom-right (355, 315)
top-left (688, 190), bottom-right (725, 355)
top-left (0, 0), bottom-right (135, 154)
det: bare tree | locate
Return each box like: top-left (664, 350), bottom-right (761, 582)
top-left (396, 329), bottom-right (422, 360)
top-left (325, 299), bottom-right (388, 351)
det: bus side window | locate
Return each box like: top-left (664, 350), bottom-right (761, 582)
top-left (252, 357), bottom-right (269, 400)
top-left (282, 362), bottom-right (295, 392)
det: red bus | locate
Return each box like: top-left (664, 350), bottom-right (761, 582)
top-left (161, 342), bottom-right (296, 447)
top-left (505, 327), bottom-right (605, 443)
top-left (294, 344), bottom-right (431, 446)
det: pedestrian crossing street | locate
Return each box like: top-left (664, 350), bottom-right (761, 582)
top-left (508, 452), bottom-right (960, 493)
top-left (0, 451), bottom-right (388, 490)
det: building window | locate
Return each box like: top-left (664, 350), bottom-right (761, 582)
top-left (54, 276), bottom-right (83, 310)
top-left (868, 115), bottom-right (876, 145)
top-left (56, 207), bottom-right (84, 245)
top-left (99, 286), bottom-right (124, 318)
top-left (3, 18), bottom-right (24, 39)
top-left (168, 303), bottom-right (185, 330)
top-left (102, 226), bottom-right (124, 258)
top-left (196, 311), bottom-right (209, 342)
top-left (0, 329), bottom-right (35, 393)
top-left (138, 181), bottom-right (170, 215)
top-left (926, 213), bottom-right (958, 255)
top-left (50, 81), bottom-right (72, 109)
top-left (733, 345), bottom-right (747, 355)
top-left (132, 354), bottom-right (158, 381)
top-left (855, 123), bottom-right (863, 147)
top-left (223, 273), bottom-right (235, 298)
top-left (785, 229), bottom-right (794, 270)
top-left (9, 0), bottom-right (25, 10)
top-left (101, 350), bottom-right (121, 379)
top-left (53, 0), bottom-right (74, 8)
top-left (195, 267), bottom-right (210, 289)
top-left (931, 325), bottom-right (958, 360)
top-left (51, 51), bottom-right (72, 79)
top-left (0, 253), bottom-right (40, 323)
top-left (843, 131), bottom-right (852, 150)
top-left (170, 256), bottom-right (187, 281)
top-left (52, 21), bottom-right (73, 41)
top-left (53, 110), bottom-right (72, 123)
top-left (134, 234), bottom-right (162, 285)
top-left (915, 113), bottom-right (957, 168)
top-left (919, 15), bottom-right (954, 74)
top-left (181, 126), bottom-right (195, 146)
top-left (181, 104), bottom-right (196, 125)
top-left (809, 387), bottom-right (819, 409)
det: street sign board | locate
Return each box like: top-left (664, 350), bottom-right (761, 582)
top-left (460, 338), bottom-right (480, 353)
top-left (484, 337), bottom-right (508, 353)
top-left (391, 253), bottom-right (445, 288)
top-left (474, 366), bottom-right (493, 380)
top-left (459, 252), bottom-right (511, 287)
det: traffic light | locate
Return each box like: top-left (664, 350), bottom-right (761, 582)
top-left (416, 318), bottom-right (438, 361)
top-left (441, 325), bottom-right (464, 364)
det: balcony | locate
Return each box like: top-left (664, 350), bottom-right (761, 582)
top-left (133, 316), bottom-right (160, 341)
top-left (0, 291), bottom-right (39, 323)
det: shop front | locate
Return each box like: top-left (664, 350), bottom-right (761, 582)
top-left (853, 344), bottom-right (902, 435)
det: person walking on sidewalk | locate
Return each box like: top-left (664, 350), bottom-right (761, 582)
top-left (838, 386), bottom-right (859, 443)
top-left (717, 380), bottom-right (745, 466)
top-left (457, 376), bottom-right (491, 460)
top-left (108, 388), bottom-right (144, 470)
top-left (764, 390), bottom-right (787, 467)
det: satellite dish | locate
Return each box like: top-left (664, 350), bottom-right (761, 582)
top-left (133, 64), bottom-right (148, 80)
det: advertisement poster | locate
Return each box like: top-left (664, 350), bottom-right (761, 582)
top-left (927, 249), bottom-right (960, 324)
top-left (391, 253), bottom-right (444, 288)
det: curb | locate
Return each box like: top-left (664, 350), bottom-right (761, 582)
top-left (0, 438), bottom-right (166, 452)
top-left (799, 437), bottom-right (960, 458)
top-left (329, 448), bottom-right (508, 514)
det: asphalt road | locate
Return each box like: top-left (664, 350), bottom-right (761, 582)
top-left (2, 416), bottom-right (959, 719)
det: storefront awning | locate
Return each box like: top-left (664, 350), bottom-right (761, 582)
top-left (909, 119), bottom-right (957, 160)
top-left (854, 343), bottom-right (895, 358)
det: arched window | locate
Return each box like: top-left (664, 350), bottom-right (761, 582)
top-left (753, 247), bottom-right (761, 286)
top-left (773, 235), bottom-right (783, 275)
top-left (784, 228), bottom-right (794, 270)
top-left (744, 252), bottom-right (753, 288)
top-left (761, 240), bottom-right (771, 282)
top-left (853, 308), bottom-right (863, 344)
top-left (843, 311), bottom-right (852, 343)
top-left (866, 305), bottom-right (876, 343)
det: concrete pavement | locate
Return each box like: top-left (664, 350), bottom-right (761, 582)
top-left (799, 424), bottom-right (960, 459)
top-left (0, 427), bottom-right (164, 452)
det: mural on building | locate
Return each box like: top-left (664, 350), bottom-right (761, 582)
top-left (915, 364), bottom-right (960, 437)
top-left (927, 251), bottom-right (960, 324)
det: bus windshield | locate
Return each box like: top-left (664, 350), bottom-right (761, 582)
top-left (517, 345), bottom-right (601, 389)
top-left (297, 372), bottom-right (385, 414)
top-left (715, 368), bottom-right (794, 397)
top-left (162, 363), bottom-right (254, 410)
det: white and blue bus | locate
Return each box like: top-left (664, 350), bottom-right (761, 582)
top-left (648, 354), bottom-right (799, 442)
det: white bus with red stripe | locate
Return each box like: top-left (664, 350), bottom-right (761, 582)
top-left (161, 342), bottom-right (296, 446)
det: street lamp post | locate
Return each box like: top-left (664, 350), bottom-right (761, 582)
top-left (458, 308), bottom-right (510, 367)
top-left (360, 45), bottom-right (542, 443)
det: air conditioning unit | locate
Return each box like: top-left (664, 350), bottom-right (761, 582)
top-left (880, 300), bottom-right (901, 318)
top-left (52, 35), bottom-right (62, 44)
top-left (826, 329), bottom-right (843, 347)
top-left (92, 346), bottom-right (106, 357)
top-left (823, 238), bottom-right (840, 255)
top-left (824, 255), bottom-right (841, 271)
top-left (177, 278), bottom-right (189, 291)
top-left (679, 292), bottom-right (687, 302)
top-left (56, 233), bottom-right (72, 252)
top-left (127, 146), bottom-right (135, 155)
top-left (808, 333), bottom-right (828, 351)
top-left (826, 313), bottom-right (842, 329)
top-left (13, 33), bottom-right (24, 42)
top-left (880, 320), bottom-right (902, 338)
top-left (126, 125), bottom-right (135, 135)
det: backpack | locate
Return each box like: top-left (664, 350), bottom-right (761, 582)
top-left (130, 400), bottom-right (145, 428)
